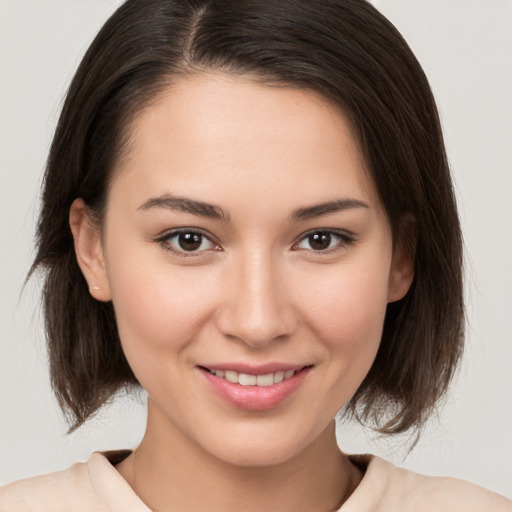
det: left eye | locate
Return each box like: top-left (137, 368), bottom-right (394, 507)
top-left (294, 230), bottom-right (352, 251)
top-left (160, 230), bottom-right (218, 254)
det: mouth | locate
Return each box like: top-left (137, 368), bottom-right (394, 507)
top-left (198, 365), bottom-right (313, 410)
top-left (201, 367), bottom-right (303, 387)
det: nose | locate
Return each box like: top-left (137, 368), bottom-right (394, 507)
top-left (216, 251), bottom-right (297, 348)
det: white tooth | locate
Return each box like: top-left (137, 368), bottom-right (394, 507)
top-left (238, 373), bottom-right (257, 386)
top-left (214, 370), bottom-right (224, 378)
top-left (256, 373), bottom-right (274, 386)
top-left (225, 370), bottom-right (239, 383)
top-left (284, 370), bottom-right (295, 379)
top-left (274, 371), bottom-right (284, 383)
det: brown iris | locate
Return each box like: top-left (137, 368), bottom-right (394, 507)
top-left (178, 232), bottom-right (203, 251)
top-left (308, 232), bottom-right (333, 251)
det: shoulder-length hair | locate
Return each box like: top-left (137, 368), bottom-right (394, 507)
top-left (31, 0), bottom-right (464, 434)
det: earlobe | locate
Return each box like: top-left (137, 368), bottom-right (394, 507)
top-left (69, 198), bottom-right (112, 302)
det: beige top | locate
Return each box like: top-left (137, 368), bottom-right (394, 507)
top-left (0, 451), bottom-right (510, 511)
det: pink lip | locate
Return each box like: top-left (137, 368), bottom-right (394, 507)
top-left (198, 365), bottom-right (311, 411)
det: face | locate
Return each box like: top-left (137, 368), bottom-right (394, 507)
top-left (72, 73), bottom-right (412, 467)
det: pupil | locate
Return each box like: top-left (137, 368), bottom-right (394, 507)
top-left (178, 232), bottom-right (202, 251)
top-left (309, 232), bottom-right (331, 250)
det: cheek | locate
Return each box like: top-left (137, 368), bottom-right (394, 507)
top-left (295, 253), bottom-right (392, 386)
top-left (106, 252), bottom-right (219, 361)
top-left (301, 263), bottom-right (390, 342)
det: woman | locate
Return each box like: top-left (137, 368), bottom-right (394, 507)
top-left (1, 0), bottom-right (510, 510)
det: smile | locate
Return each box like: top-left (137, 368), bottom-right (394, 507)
top-left (205, 368), bottom-right (297, 387)
top-left (199, 365), bottom-right (312, 411)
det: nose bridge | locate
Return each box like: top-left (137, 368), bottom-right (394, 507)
top-left (217, 246), bottom-right (295, 346)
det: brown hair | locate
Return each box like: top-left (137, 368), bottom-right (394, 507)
top-left (31, 0), bottom-right (464, 434)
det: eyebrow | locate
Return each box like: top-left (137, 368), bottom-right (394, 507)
top-left (138, 194), bottom-right (229, 221)
top-left (138, 194), bottom-right (368, 222)
top-left (291, 198), bottom-right (369, 221)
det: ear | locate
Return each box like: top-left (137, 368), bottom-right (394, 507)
top-left (387, 215), bottom-right (415, 303)
top-left (69, 198), bottom-right (112, 302)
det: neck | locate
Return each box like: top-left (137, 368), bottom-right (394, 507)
top-left (117, 404), bottom-right (362, 512)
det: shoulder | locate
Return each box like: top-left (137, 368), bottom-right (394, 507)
top-left (344, 455), bottom-right (512, 512)
top-left (386, 463), bottom-right (512, 512)
top-left (0, 460), bottom-right (105, 512)
top-left (0, 451), bottom-right (135, 512)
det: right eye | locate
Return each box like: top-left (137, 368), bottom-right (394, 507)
top-left (157, 229), bottom-right (220, 257)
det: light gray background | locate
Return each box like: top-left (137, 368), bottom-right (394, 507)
top-left (1, 0), bottom-right (511, 498)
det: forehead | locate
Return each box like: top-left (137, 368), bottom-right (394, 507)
top-left (111, 73), bottom-right (379, 212)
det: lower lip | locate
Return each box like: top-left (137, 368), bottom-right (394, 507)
top-left (200, 367), bottom-right (311, 411)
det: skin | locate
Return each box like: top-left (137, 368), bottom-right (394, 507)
top-left (70, 73), bottom-right (413, 511)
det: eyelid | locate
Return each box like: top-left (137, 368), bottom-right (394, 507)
top-left (292, 228), bottom-right (356, 252)
top-left (154, 227), bottom-right (221, 257)
top-left (154, 227), bottom-right (355, 257)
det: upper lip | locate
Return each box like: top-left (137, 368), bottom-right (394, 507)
top-left (199, 363), bottom-right (310, 375)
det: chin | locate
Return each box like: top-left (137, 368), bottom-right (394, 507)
top-left (203, 424), bottom-right (324, 469)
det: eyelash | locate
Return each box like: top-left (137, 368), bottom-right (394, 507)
top-left (155, 228), bottom-right (221, 257)
top-left (292, 229), bottom-right (355, 253)
top-left (155, 228), bottom-right (355, 257)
